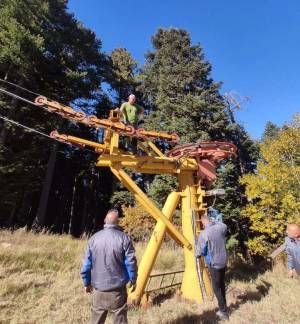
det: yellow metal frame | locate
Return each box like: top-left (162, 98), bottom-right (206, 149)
top-left (33, 92), bottom-right (238, 307)
top-left (97, 133), bottom-right (213, 305)
top-left (52, 123), bottom-right (213, 305)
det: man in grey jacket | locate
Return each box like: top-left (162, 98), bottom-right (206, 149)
top-left (285, 223), bottom-right (300, 278)
top-left (196, 214), bottom-right (228, 320)
top-left (81, 209), bottom-right (137, 324)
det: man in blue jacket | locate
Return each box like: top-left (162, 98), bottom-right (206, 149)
top-left (81, 209), bottom-right (137, 324)
top-left (196, 214), bottom-right (228, 320)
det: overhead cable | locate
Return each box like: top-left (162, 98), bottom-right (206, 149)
top-left (0, 78), bottom-right (43, 97)
top-left (0, 114), bottom-right (98, 155)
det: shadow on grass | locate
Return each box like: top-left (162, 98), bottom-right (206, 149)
top-left (151, 288), bottom-right (176, 305)
top-left (226, 257), bottom-right (273, 283)
top-left (228, 279), bottom-right (272, 311)
top-left (168, 309), bottom-right (218, 324)
top-left (168, 279), bottom-right (272, 324)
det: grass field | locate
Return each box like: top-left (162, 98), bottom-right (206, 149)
top-left (0, 229), bottom-right (299, 324)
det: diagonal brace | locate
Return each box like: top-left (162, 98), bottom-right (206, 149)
top-left (110, 166), bottom-right (192, 249)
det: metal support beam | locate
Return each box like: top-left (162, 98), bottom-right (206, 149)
top-left (110, 166), bottom-right (192, 249)
top-left (128, 192), bottom-right (181, 305)
top-left (98, 154), bottom-right (198, 174)
top-left (179, 172), bottom-right (213, 303)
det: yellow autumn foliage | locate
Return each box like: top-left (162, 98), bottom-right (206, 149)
top-left (119, 203), bottom-right (155, 241)
top-left (241, 118), bottom-right (300, 255)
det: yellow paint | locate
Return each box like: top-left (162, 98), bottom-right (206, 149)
top-left (62, 135), bottom-right (108, 151)
top-left (97, 154), bottom-right (198, 173)
top-left (179, 173), bottom-right (204, 303)
top-left (110, 167), bottom-right (191, 249)
top-left (53, 122), bottom-right (214, 305)
top-left (110, 132), bottom-right (119, 154)
top-left (128, 192), bottom-right (180, 305)
top-left (146, 140), bottom-right (165, 157)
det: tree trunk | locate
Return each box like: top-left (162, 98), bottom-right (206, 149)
top-left (32, 143), bottom-right (58, 229)
top-left (68, 175), bottom-right (78, 234)
top-left (7, 187), bottom-right (25, 228)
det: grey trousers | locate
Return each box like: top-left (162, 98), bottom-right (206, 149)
top-left (91, 287), bottom-right (128, 324)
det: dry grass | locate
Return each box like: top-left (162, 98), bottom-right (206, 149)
top-left (0, 229), bottom-right (299, 324)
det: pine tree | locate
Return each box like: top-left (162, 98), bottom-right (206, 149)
top-left (0, 0), bottom-right (111, 233)
top-left (109, 48), bottom-right (138, 106)
top-left (139, 28), bottom-right (230, 143)
top-left (139, 28), bottom-right (258, 253)
top-left (108, 48), bottom-right (140, 209)
top-left (262, 121), bottom-right (280, 142)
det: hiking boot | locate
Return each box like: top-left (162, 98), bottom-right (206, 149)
top-left (216, 310), bottom-right (229, 321)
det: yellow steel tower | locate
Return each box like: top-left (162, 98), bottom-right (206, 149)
top-left (35, 96), bottom-right (237, 306)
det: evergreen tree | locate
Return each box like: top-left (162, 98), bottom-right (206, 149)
top-left (139, 28), bottom-right (230, 143)
top-left (109, 48), bottom-right (138, 106)
top-left (0, 0), bottom-right (111, 233)
top-left (262, 121), bottom-right (280, 142)
top-left (139, 28), bottom-right (258, 253)
top-left (108, 48), bottom-right (140, 209)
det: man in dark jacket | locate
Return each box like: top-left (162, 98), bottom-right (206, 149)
top-left (196, 214), bottom-right (228, 320)
top-left (81, 209), bottom-right (137, 324)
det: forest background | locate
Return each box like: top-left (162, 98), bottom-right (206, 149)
top-left (0, 0), bottom-right (299, 257)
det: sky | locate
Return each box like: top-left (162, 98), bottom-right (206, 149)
top-left (68, 0), bottom-right (300, 139)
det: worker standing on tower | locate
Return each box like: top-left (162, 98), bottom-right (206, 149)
top-left (120, 94), bottom-right (144, 128)
top-left (119, 94), bottom-right (144, 154)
